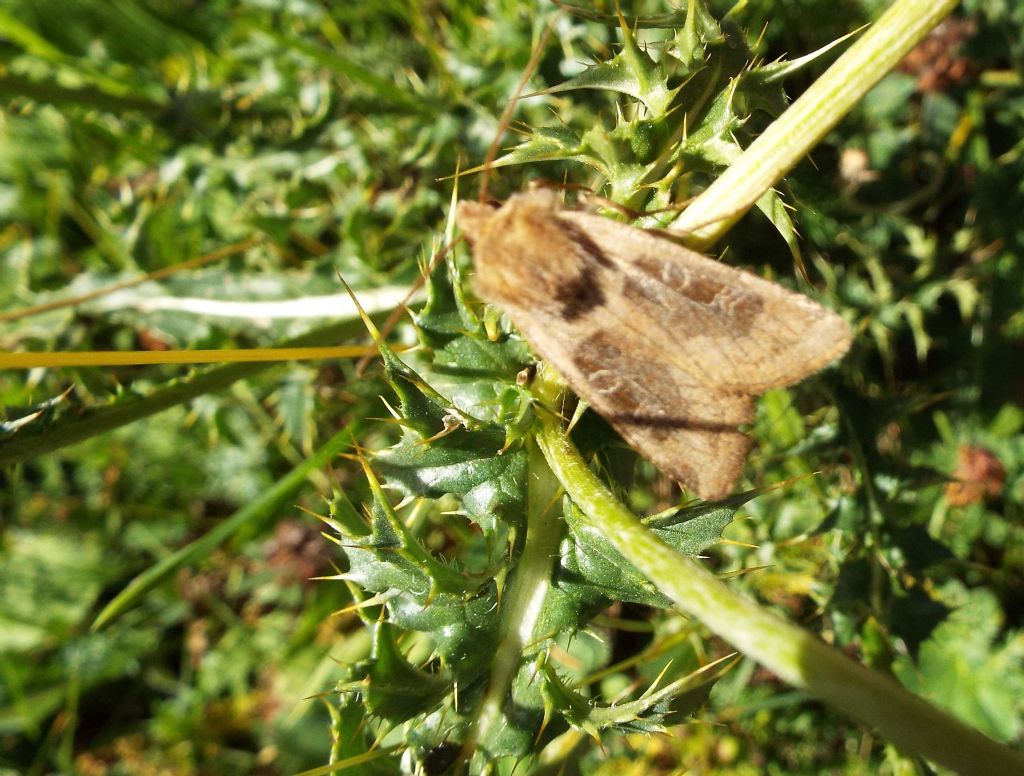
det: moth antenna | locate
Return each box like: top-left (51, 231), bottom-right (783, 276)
top-left (478, 20), bottom-right (557, 203)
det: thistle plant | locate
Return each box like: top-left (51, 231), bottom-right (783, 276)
top-left (322, 2), bottom-right (1022, 774)
top-left (3, 1), bottom-right (1023, 774)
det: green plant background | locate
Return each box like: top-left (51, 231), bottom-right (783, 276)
top-left (1, 1), bottom-right (1022, 774)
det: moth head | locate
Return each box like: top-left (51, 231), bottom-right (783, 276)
top-left (455, 200), bottom-right (497, 243)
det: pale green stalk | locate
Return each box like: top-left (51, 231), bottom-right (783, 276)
top-left (673, 0), bottom-right (960, 247)
top-left (532, 384), bottom-right (1024, 774)
top-left (465, 438), bottom-right (564, 754)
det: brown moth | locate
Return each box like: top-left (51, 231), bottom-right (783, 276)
top-left (457, 189), bottom-right (852, 501)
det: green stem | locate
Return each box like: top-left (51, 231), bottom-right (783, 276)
top-left (673, 0), bottom-right (960, 246)
top-left (466, 437), bottom-right (564, 754)
top-left (532, 398), bottom-right (1024, 775)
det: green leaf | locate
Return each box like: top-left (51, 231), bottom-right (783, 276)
top-left (92, 419), bottom-right (361, 629)
top-left (486, 126), bottom-right (596, 174)
top-left (643, 501), bottom-right (741, 556)
top-left (893, 587), bottom-right (1024, 742)
top-left (0, 530), bottom-right (105, 653)
top-left (359, 623), bottom-right (450, 723)
top-left (668, 0), bottom-right (724, 71)
top-left (541, 14), bottom-right (681, 117)
top-left (560, 499), bottom-right (740, 609)
top-left (374, 426), bottom-right (527, 529)
top-left (540, 655), bottom-right (717, 736)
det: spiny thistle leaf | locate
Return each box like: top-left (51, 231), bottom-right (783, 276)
top-left (410, 245), bottom-right (534, 428)
top-left (373, 257), bottom-right (532, 531)
top-left (560, 499), bottom-right (742, 609)
top-left (540, 13), bottom-right (681, 117)
top-left (358, 455), bottom-right (476, 595)
top-left (373, 425), bottom-right (526, 530)
top-left (588, 675), bottom-right (718, 733)
top-left (644, 500), bottom-right (749, 555)
top-left (541, 659), bottom-right (718, 736)
top-left (360, 623), bottom-right (451, 723)
top-left (327, 7), bottom-right (865, 770)
top-left (480, 1), bottom-right (838, 262)
top-left (487, 126), bottom-right (598, 174)
top-left (335, 497), bottom-right (433, 598)
top-left (667, 0), bottom-right (725, 71)
top-left (473, 651), bottom-right (571, 760)
top-left (414, 248), bottom-right (481, 343)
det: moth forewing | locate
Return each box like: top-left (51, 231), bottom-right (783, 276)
top-left (457, 190), bottom-right (852, 500)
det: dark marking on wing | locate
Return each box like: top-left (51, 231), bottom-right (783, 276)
top-left (717, 289), bottom-right (764, 330)
top-left (681, 276), bottom-right (725, 304)
top-left (576, 330), bottom-right (624, 363)
top-left (555, 271), bottom-right (606, 321)
top-left (627, 255), bottom-right (765, 335)
top-left (573, 331), bottom-right (685, 417)
top-left (572, 330), bottom-right (755, 432)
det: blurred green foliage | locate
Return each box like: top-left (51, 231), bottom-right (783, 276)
top-left (1, 0), bottom-right (1023, 774)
